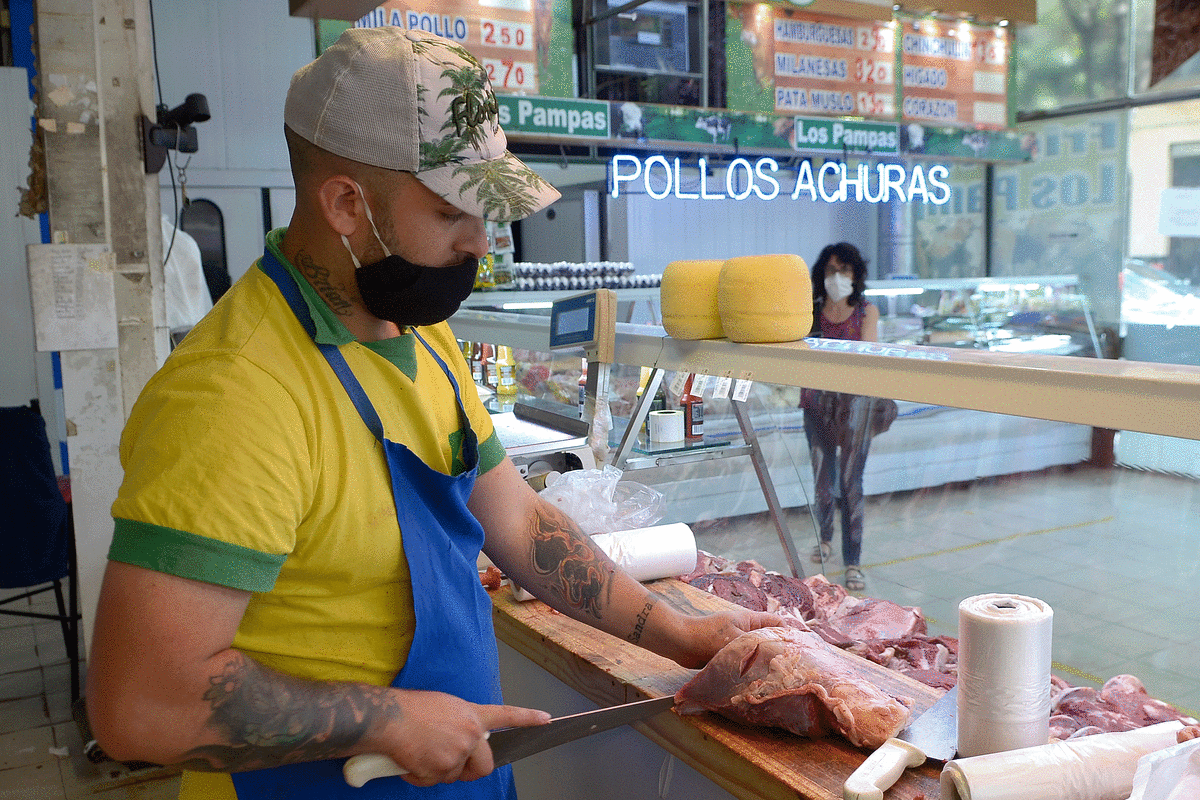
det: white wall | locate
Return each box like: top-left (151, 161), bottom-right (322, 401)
top-left (152, 0), bottom-right (312, 276)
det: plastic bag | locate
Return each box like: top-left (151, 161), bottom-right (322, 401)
top-left (539, 465), bottom-right (663, 535)
top-left (1128, 737), bottom-right (1200, 800)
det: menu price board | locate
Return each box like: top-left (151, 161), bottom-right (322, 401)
top-left (762, 6), bottom-right (897, 119)
top-left (899, 18), bottom-right (1009, 129)
top-left (350, 0), bottom-right (561, 95)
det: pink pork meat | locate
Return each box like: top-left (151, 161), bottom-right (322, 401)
top-left (675, 626), bottom-right (912, 750)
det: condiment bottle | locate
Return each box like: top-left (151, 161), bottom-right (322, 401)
top-left (578, 359), bottom-right (588, 416)
top-left (496, 346), bottom-right (517, 396)
top-left (680, 374), bottom-right (704, 441)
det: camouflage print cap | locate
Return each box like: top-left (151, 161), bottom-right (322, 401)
top-left (285, 27), bottom-right (560, 222)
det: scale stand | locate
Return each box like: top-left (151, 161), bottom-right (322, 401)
top-left (548, 289), bottom-right (617, 468)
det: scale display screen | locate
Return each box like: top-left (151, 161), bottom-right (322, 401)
top-left (548, 292), bottom-right (599, 349)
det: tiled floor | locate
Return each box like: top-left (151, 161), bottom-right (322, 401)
top-left (0, 592), bottom-right (180, 799)
top-left (0, 463), bottom-right (1194, 799)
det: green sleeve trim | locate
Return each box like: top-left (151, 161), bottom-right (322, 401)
top-left (109, 518), bottom-right (287, 593)
top-left (476, 430), bottom-right (506, 476)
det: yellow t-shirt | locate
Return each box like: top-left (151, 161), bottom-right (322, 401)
top-left (109, 229), bottom-right (505, 799)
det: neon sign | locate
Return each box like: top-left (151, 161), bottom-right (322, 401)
top-left (609, 154), bottom-right (952, 205)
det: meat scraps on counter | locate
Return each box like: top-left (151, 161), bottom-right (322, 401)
top-left (681, 551), bottom-right (1197, 741)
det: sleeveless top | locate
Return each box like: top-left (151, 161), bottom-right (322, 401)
top-left (817, 301), bottom-right (873, 342)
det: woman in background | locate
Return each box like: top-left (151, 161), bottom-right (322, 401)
top-left (803, 243), bottom-right (880, 592)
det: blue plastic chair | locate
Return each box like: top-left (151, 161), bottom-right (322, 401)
top-left (0, 401), bottom-right (81, 701)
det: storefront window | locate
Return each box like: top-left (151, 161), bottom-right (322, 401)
top-left (912, 164), bottom-right (986, 279)
top-left (1013, 0), bottom-right (1131, 113)
top-left (992, 112), bottom-right (1128, 327)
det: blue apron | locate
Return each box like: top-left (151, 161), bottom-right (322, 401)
top-left (230, 249), bottom-right (515, 799)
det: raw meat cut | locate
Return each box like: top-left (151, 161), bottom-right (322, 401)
top-left (1051, 675), bottom-right (1197, 735)
top-left (675, 626), bottom-right (912, 749)
top-left (680, 550), bottom-right (1196, 738)
top-left (688, 573), bottom-right (770, 611)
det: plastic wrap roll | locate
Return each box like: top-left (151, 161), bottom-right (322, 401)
top-left (940, 721), bottom-right (1186, 800)
top-left (957, 593), bottom-right (1054, 757)
top-left (590, 523), bottom-right (697, 583)
top-left (649, 409), bottom-right (684, 443)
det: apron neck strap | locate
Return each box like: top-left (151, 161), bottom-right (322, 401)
top-left (259, 248), bottom-right (386, 442)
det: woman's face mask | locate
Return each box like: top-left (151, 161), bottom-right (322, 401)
top-left (824, 272), bottom-right (853, 302)
top-left (341, 183), bottom-right (478, 328)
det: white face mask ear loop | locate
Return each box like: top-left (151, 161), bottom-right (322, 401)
top-left (340, 234), bottom-right (363, 270)
top-left (352, 180), bottom-right (392, 258)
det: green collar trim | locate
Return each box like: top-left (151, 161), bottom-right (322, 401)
top-left (261, 228), bottom-right (417, 380)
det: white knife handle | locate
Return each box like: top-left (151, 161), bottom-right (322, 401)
top-left (842, 737), bottom-right (926, 800)
top-left (344, 731), bottom-right (491, 788)
top-left (344, 753), bottom-right (406, 787)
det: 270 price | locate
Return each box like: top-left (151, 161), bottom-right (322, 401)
top-left (482, 58), bottom-right (536, 90)
top-left (481, 19), bottom-right (533, 51)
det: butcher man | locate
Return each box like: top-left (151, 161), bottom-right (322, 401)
top-left (85, 26), bottom-right (782, 800)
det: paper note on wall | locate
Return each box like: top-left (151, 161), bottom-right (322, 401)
top-left (1159, 188), bottom-right (1200, 237)
top-left (27, 243), bottom-right (119, 351)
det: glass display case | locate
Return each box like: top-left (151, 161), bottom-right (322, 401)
top-left (869, 275), bottom-right (1102, 357)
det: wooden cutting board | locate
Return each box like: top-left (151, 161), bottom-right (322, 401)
top-left (491, 578), bottom-right (945, 800)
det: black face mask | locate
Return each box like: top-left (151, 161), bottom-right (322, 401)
top-left (343, 182), bottom-right (479, 328)
top-left (354, 253), bottom-right (478, 328)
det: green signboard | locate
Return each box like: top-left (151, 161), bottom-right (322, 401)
top-left (791, 117), bottom-right (899, 154)
top-left (496, 96), bottom-right (611, 138)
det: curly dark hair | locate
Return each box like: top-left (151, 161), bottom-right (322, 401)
top-left (811, 242), bottom-right (869, 308)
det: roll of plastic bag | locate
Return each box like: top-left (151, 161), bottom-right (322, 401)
top-left (957, 593), bottom-right (1053, 757)
top-left (510, 523), bottom-right (696, 601)
top-left (940, 720), bottom-right (1186, 800)
top-left (590, 523), bottom-right (697, 583)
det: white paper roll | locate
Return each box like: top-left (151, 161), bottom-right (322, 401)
top-left (590, 523), bottom-right (697, 583)
top-left (957, 593), bottom-right (1054, 757)
top-left (940, 721), bottom-right (1186, 800)
top-left (649, 409), bottom-right (684, 443)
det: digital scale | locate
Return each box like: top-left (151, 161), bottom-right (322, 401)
top-left (547, 289), bottom-right (617, 362)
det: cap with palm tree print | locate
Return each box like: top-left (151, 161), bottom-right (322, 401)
top-left (285, 26), bottom-right (560, 222)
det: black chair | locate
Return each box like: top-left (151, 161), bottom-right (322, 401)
top-left (0, 400), bottom-right (82, 701)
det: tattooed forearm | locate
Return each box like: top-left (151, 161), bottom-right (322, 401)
top-left (627, 599), bottom-right (655, 645)
top-left (293, 249), bottom-right (353, 316)
top-left (528, 503), bottom-right (614, 620)
top-left (177, 652), bottom-right (396, 773)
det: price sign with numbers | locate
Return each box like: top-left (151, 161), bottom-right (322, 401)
top-left (899, 16), bottom-right (1009, 129)
top-left (769, 8), bottom-right (896, 119)
top-left (351, 0), bottom-right (555, 96)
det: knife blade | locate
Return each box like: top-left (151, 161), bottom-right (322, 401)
top-left (843, 685), bottom-right (958, 800)
top-left (344, 695), bottom-right (676, 788)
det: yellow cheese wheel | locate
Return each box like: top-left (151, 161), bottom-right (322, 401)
top-left (717, 254), bottom-right (813, 343)
top-left (660, 259), bottom-right (726, 340)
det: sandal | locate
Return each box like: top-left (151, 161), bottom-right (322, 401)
top-left (810, 541), bottom-right (832, 563)
top-left (844, 566), bottom-right (865, 592)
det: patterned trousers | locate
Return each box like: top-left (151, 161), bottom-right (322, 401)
top-left (803, 392), bottom-right (875, 567)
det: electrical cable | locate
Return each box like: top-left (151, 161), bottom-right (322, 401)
top-left (148, 0), bottom-right (179, 266)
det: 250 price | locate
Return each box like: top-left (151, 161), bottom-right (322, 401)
top-left (481, 19), bottom-right (533, 51)
top-left (482, 58), bottom-right (536, 90)
top-left (856, 26), bottom-right (895, 54)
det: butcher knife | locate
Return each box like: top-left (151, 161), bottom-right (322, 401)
top-left (344, 695), bottom-right (676, 788)
top-left (843, 685), bottom-right (958, 800)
